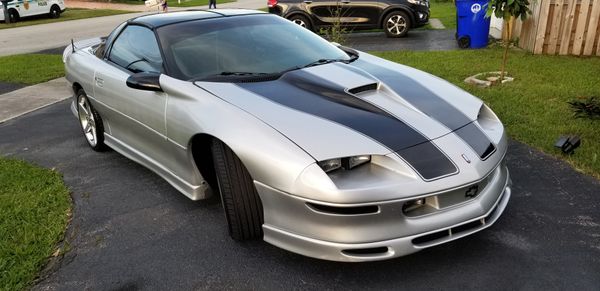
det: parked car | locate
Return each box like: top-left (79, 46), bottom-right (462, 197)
top-left (0, 0), bottom-right (65, 23)
top-left (63, 10), bottom-right (511, 262)
top-left (268, 0), bottom-right (430, 37)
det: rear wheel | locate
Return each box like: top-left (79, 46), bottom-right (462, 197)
top-left (288, 14), bottom-right (312, 31)
top-left (49, 5), bottom-right (61, 18)
top-left (211, 139), bottom-right (264, 241)
top-left (76, 89), bottom-right (106, 151)
top-left (383, 11), bottom-right (411, 38)
top-left (7, 9), bottom-right (19, 23)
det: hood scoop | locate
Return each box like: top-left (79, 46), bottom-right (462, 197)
top-left (348, 83), bottom-right (379, 95)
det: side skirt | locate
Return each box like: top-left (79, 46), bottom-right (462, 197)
top-left (103, 133), bottom-right (211, 200)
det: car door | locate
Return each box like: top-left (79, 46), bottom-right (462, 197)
top-left (92, 24), bottom-right (170, 165)
top-left (305, 0), bottom-right (340, 26)
top-left (339, 0), bottom-right (382, 27)
top-left (33, 0), bottom-right (51, 16)
top-left (20, 0), bottom-right (41, 17)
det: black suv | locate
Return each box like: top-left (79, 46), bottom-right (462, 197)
top-left (268, 0), bottom-right (429, 37)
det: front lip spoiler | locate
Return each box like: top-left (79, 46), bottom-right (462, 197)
top-left (262, 175), bottom-right (512, 262)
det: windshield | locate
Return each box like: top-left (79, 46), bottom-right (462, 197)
top-left (156, 14), bottom-right (351, 81)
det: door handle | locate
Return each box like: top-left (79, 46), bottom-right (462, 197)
top-left (303, 0), bottom-right (312, 3)
top-left (341, 1), bottom-right (351, 3)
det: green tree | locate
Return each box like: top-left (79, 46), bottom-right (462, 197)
top-left (486, 0), bottom-right (531, 82)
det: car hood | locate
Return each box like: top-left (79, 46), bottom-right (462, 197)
top-left (195, 53), bottom-right (484, 162)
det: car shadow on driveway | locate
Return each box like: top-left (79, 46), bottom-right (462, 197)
top-left (0, 100), bottom-right (599, 290)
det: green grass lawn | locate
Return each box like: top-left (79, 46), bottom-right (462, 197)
top-left (374, 47), bottom-right (600, 178)
top-left (429, 0), bottom-right (456, 29)
top-left (0, 158), bottom-right (71, 290)
top-left (0, 8), bottom-right (132, 30)
top-left (0, 54), bottom-right (64, 85)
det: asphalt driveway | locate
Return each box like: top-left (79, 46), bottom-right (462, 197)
top-left (347, 30), bottom-right (458, 51)
top-left (0, 100), bottom-right (599, 290)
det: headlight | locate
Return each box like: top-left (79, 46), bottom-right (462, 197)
top-left (318, 155), bottom-right (371, 173)
top-left (407, 0), bottom-right (428, 6)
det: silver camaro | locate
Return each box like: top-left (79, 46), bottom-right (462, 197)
top-left (63, 10), bottom-right (512, 262)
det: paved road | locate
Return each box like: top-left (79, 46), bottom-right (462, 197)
top-left (1, 101), bottom-right (599, 290)
top-left (0, 0), bottom-right (265, 56)
top-left (0, 13), bottom-right (144, 56)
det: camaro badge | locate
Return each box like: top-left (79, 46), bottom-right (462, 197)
top-left (465, 185), bottom-right (479, 198)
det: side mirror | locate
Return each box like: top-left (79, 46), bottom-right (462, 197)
top-left (126, 72), bottom-right (162, 91)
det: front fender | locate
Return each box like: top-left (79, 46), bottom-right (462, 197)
top-left (159, 75), bottom-right (316, 195)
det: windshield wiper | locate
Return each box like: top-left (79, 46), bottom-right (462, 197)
top-left (216, 71), bottom-right (269, 76)
top-left (301, 58), bottom-right (348, 69)
top-left (190, 71), bottom-right (275, 82)
top-left (278, 58), bottom-right (350, 75)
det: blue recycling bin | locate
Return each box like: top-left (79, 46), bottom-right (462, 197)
top-left (455, 0), bottom-right (491, 48)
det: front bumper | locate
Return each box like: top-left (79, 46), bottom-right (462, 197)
top-left (257, 164), bottom-right (511, 262)
top-left (412, 5), bottom-right (430, 27)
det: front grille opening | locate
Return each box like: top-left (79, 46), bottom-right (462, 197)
top-left (306, 202), bottom-right (379, 215)
top-left (412, 230), bottom-right (449, 245)
top-left (342, 247), bottom-right (389, 256)
top-left (451, 220), bottom-right (483, 234)
top-left (412, 220), bottom-right (485, 246)
top-left (348, 83), bottom-right (378, 94)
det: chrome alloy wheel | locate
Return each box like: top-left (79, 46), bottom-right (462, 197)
top-left (386, 15), bottom-right (407, 36)
top-left (78, 95), bottom-right (98, 147)
top-left (292, 18), bottom-right (307, 28)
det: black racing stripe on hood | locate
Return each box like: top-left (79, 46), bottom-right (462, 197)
top-left (236, 70), bottom-right (458, 180)
top-left (398, 142), bottom-right (459, 180)
top-left (351, 59), bottom-right (471, 130)
top-left (352, 59), bottom-right (495, 160)
top-left (455, 123), bottom-right (496, 160)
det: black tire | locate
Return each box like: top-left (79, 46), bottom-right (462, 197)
top-left (383, 11), bottom-right (411, 38)
top-left (211, 139), bottom-right (264, 241)
top-left (76, 89), bottom-right (106, 151)
top-left (288, 14), bottom-right (312, 31)
top-left (7, 9), bottom-right (19, 23)
top-left (49, 5), bottom-right (61, 19)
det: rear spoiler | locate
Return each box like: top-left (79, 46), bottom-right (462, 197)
top-left (62, 37), bottom-right (105, 63)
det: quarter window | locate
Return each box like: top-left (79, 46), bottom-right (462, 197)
top-left (109, 25), bottom-right (163, 73)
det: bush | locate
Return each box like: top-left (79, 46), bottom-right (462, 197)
top-left (568, 96), bottom-right (600, 120)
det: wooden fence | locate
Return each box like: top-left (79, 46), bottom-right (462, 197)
top-left (513, 0), bottom-right (600, 56)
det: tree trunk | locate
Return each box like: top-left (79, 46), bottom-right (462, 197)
top-left (500, 17), bottom-right (514, 83)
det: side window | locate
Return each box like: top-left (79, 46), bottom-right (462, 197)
top-left (108, 25), bottom-right (163, 73)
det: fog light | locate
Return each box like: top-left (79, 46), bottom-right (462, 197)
top-left (402, 198), bottom-right (426, 213)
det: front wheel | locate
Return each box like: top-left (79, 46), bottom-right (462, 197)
top-left (383, 11), bottom-right (411, 38)
top-left (288, 15), bottom-right (312, 31)
top-left (211, 139), bottom-right (264, 241)
top-left (76, 89), bottom-right (106, 151)
top-left (49, 5), bottom-right (61, 19)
